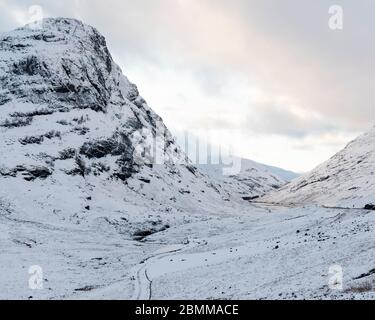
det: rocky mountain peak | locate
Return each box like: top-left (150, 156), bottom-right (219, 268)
top-left (0, 17), bottom-right (186, 185)
top-left (0, 17), bottom-right (137, 111)
top-left (0, 18), bottom-right (291, 229)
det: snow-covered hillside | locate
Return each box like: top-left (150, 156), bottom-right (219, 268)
top-left (262, 126), bottom-right (375, 208)
top-left (0, 18), bottom-right (292, 236)
top-left (2, 18), bottom-right (372, 301)
top-left (199, 157), bottom-right (297, 200)
top-left (0, 18), bottom-right (230, 234)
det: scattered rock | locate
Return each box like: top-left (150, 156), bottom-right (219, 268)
top-left (364, 204), bottom-right (375, 210)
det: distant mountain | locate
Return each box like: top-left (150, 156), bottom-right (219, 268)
top-left (262, 127), bottom-right (375, 208)
top-left (199, 157), bottom-right (298, 199)
top-left (259, 162), bottom-right (299, 182)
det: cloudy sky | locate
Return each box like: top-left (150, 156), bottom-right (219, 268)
top-left (1, 0), bottom-right (374, 172)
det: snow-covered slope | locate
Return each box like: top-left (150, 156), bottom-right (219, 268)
top-left (0, 18), bottom-right (239, 231)
top-left (262, 126), bottom-right (375, 208)
top-left (1, 18), bottom-right (373, 300)
top-left (0, 18), bottom-right (292, 235)
top-left (199, 157), bottom-right (297, 199)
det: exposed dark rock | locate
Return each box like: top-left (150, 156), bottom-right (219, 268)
top-left (112, 163), bottom-right (137, 181)
top-left (242, 195), bottom-right (260, 201)
top-left (353, 268), bottom-right (375, 280)
top-left (293, 176), bottom-right (330, 191)
top-left (13, 166), bottom-right (53, 181)
top-left (74, 285), bottom-right (98, 292)
top-left (80, 135), bottom-right (131, 159)
top-left (10, 108), bottom-right (54, 118)
top-left (44, 130), bottom-right (61, 139)
top-left (1, 117), bottom-right (33, 128)
top-left (132, 224), bottom-right (170, 241)
top-left (58, 148), bottom-right (76, 160)
top-left (138, 178), bottom-right (151, 184)
top-left (74, 156), bottom-right (88, 177)
top-left (19, 131), bottom-right (61, 145)
top-left (0, 94), bottom-right (11, 105)
top-left (56, 119), bottom-right (70, 126)
top-left (186, 165), bottom-right (197, 176)
top-left (133, 229), bottom-right (153, 240)
top-left (364, 204), bottom-right (375, 210)
top-left (71, 126), bottom-right (90, 135)
top-left (179, 189), bottom-right (191, 195)
top-left (91, 162), bottom-right (110, 175)
top-left (12, 55), bottom-right (50, 77)
top-left (19, 135), bottom-right (44, 145)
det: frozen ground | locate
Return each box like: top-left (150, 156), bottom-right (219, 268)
top-left (1, 202), bottom-right (374, 300)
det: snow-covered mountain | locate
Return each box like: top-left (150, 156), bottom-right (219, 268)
top-left (199, 157), bottom-right (297, 200)
top-left (259, 162), bottom-right (298, 182)
top-left (1, 18), bottom-right (373, 301)
top-left (262, 126), bottom-right (375, 208)
top-left (0, 18), bottom-right (291, 232)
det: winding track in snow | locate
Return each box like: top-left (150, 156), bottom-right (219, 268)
top-left (129, 205), bottom-right (374, 300)
top-left (131, 244), bottom-right (193, 300)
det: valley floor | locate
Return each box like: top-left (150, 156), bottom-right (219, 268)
top-left (1, 204), bottom-right (374, 300)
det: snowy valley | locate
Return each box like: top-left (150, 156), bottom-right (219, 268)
top-left (0, 18), bottom-right (374, 300)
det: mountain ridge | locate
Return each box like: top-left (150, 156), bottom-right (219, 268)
top-left (0, 17), bottom-right (373, 301)
top-left (0, 18), bottom-right (291, 231)
top-left (261, 126), bottom-right (375, 208)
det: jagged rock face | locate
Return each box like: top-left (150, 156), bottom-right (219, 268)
top-left (0, 18), bottom-right (185, 182)
top-left (1, 18), bottom-right (123, 111)
top-left (0, 18), bottom-right (241, 229)
top-left (262, 127), bottom-right (375, 208)
top-left (0, 18), bottom-right (291, 230)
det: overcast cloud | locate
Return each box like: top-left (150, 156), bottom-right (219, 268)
top-left (0, 0), bottom-right (373, 171)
